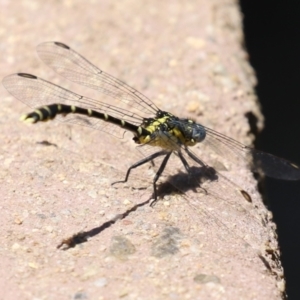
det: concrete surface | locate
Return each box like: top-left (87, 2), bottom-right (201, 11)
top-left (0, 0), bottom-right (284, 299)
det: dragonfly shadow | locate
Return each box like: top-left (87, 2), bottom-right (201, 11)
top-left (57, 166), bottom-right (219, 250)
top-left (57, 197), bottom-right (153, 250)
top-left (156, 166), bottom-right (219, 199)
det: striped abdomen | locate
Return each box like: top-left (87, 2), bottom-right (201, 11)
top-left (21, 103), bottom-right (147, 136)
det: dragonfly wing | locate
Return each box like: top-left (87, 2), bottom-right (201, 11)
top-left (3, 73), bottom-right (142, 138)
top-left (198, 126), bottom-right (300, 180)
top-left (36, 41), bottom-right (158, 117)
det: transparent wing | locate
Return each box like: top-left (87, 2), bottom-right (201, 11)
top-left (198, 126), bottom-right (300, 180)
top-left (36, 41), bottom-right (158, 117)
top-left (2, 73), bottom-right (144, 138)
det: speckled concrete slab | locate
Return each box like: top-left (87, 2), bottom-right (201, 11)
top-left (0, 1), bottom-right (284, 299)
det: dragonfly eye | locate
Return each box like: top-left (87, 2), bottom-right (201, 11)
top-left (191, 124), bottom-right (206, 143)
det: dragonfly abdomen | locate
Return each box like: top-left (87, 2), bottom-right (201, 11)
top-left (21, 102), bottom-right (150, 138)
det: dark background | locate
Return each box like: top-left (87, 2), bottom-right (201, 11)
top-left (240, 1), bottom-right (300, 298)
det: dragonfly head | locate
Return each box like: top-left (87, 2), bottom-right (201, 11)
top-left (168, 118), bottom-right (206, 145)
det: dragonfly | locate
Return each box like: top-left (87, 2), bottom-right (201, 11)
top-left (2, 41), bottom-right (300, 203)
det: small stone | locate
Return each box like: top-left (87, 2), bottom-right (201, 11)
top-left (73, 292), bottom-right (88, 299)
top-left (14, 217), bottom-right (23, 225)
top-left (94, 277), bottom-right (107, 287)
top-left (11, 243), bottom-right (21, 251)
top-left (194, 274), bottom-right (221, 284)
top-left (109, 235), bottom-right (136, 258)
top-left (28, 262), bottom-right (39, 269)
